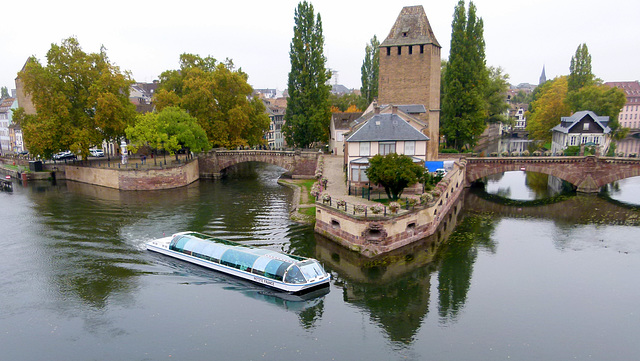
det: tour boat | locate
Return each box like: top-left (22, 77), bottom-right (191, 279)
top-left (146, 231), bottom-right (331, 294)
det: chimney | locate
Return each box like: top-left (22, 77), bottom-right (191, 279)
top-left (391, 105), bottom-right (398, 114)
top-left (374, 105), bottom-right (380, 114)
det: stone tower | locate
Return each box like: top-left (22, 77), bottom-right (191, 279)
top-left (378, 5), bottom-right (441, 160)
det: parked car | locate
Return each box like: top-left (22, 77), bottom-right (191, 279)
top-left (53, 151), bottom-right (76, 160)
top-left (90, 149), bottom-right (105, 157)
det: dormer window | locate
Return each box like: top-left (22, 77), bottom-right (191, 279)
top-left (583, 123), bottom-right (589, 131)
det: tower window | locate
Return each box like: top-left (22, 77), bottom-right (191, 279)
top-left (420, 45), bottom-right (424, 54)
top-left (386, 47), bottom-right (391, 56)
top-left (402, 32), bottom-right (408, 37)
top-left (397, 46), bottom-right (401, 55)
top-left (408, 45), bottom-right (413, 55)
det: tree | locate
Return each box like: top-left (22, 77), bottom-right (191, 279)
top-left (329, 92), bottom-right (366, 112)
top-left (283, 1), bottom-right (332, 148)
top-left (125, 107), bottom-right (210, 159)
top-left (441, 0), bottom-right (488, 150)
top-left (485, 66), bottom-right (510, 123)
top-left (525, 77), bottom-right (571, 143)
top-left (360, 35), bottom-right (380, 105)
top-left (14, 37), bottom-right (136, 159)
top-left (0, 87), bottom-right (9, 99)
top-left (568, 43), bottom-right (594, 92)
top-left (365, 153), bottom-right (425, 200)
top-left (155, 54), bottom-right (269, 148)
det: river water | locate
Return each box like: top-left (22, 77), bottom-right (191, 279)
top-left (1, 163), bottom-right (639, 361)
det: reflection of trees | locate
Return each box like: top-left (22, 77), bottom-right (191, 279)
top-left (525, 172), bottom-right (550, 197)
top-left (435, 213), bottom-right (497, 324)
top-left (298, 298), bottom-right (325, 329)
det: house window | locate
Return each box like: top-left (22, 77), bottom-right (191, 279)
top-left (404, 141), bottom-right (415, 156)
top-left (351, 164), bottom-right (369, 182)
top-left (570, 136), bottom-right (577, 146)
top-left (379, 142), bottom-right (396, 155)
top-left (583, 123), bottom-right (589, 130)
top-left (594, 136), bottom-right (600, 144)
top-left (360, 142), bottom-right (370, 156)
top-left (582, 136), bottom-right (588, 144)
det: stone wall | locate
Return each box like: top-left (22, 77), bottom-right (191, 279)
top-left (63, 160), bottom-right (199, 190)
top-left (198, 150), bottom-right (319, 179)
top-left (315, 159), bottom-right (466, 257)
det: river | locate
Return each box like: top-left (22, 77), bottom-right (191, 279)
top-left (1, 162), bottom-right (639, 361)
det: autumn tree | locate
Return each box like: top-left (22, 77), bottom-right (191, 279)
top-left (14, 37), bottom-right (136, 159)
top-left (329, 92), bottom-right (366, 112)
top-left (525, 77), bottom-right (571, 143)
top-left (441, 0), bottom-right (488, 150)
top-left (360, 35), bottom-right (380, 105)
top-left (155, 54), bottom-right (269, 148)
top-left (125, 107), bottom-right (210, 160)
top-left (365, 153), bottom-right (425, 200)
top-left (283, 1), bottom-right (332, 148)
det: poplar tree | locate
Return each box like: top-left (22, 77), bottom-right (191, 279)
top-left (283, 1), bottom-right (331, 148)
top-left (441, 0), bottom-right (488, 150)
top-left (568, 43), bottom-right (594, 92)
top-left (360, 35), bottom-right (380, 105)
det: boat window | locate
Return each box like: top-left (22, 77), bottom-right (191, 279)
top-left (299, 261), bottom-right (327, 281)
top-left (263, 259), bottom-right (290, 282)
top-left (170, 235), bottom-right (189, 251)
top-left (284, 265), bottom-right (306, 284)
top-left (220, 248), bottom-right (260, 272)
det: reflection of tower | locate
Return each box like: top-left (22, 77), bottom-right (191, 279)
top-left (378, 5), bottom-right (441, 160)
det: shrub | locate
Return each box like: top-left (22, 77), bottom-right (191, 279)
top-left (336, 199), bottom-right (346, 209)
top-left (321, 193), bottom-right (331, 203)
top-left (389, 202), bottom-right (400, 213)
top-left (501, 151), bottom-right (509, 157)
top-left (354, 204), bottom-right (367, 213)
top-left (544, 150), bottom-right (552, 156)
top-left (511, 151), bottom-right (520, 157)
top-left (406, 195), bottom-right (419, 207)
top-left (532, 150), bottom-right (541, 156)
top-left (420, 192), bottom-right (433, 204)
top-left (522, 150), bottom-right (530, 156)
top-left (490, 152), bottom-right (498, 157)
top-left (440, 148), bottom-right (459, 154)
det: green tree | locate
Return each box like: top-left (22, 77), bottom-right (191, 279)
top-left (441, 0), bottom-right (488, 150)
top-left (365, 153), bottom-right (425, 200)
top-left (485, 66), bottom-right (510, 123)
top-left (360, 35), bottom-right (380, 105)
top-left (568, 43), bottom-right (594, 92)
top-left (155, 54), bottom-right (269, 148)
top-left (125, 107), bottom-right (210, 159)
top-left (0, 87), bottom-right (9, 99)
top-left (283, 1), bottom-right (332, 148)
top-left (525, 77), bottom-right (571, 143)
top-left (14, 37), bottom-right (136, 159)
top-left (329, 92), bottom-right (366, 112)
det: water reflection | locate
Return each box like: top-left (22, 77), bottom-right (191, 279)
top-left (484, 171), bottom-right (574, 201)
top-left (600, 176), bottom-right (640, 206)
top-left (315, 196), bottom-right (465, 343)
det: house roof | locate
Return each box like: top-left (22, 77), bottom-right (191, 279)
top-left (332, 112), bottom-right (363, 131)
top-left (346, 113), bottom-right (430, 142)
top-left (380, 5), bottom-right (440, 48)
top-left (551, 110), bottom-right (611, 134)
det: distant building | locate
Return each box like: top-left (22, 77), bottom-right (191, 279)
top-left (263, 99), bottom-right (286, 150)
top-left (329, 111), bottom-right (362, 156)
top-left (539, 65), bottom-right (547, 85)
top-left (0, 97), bottom-right (18, 153)
top-left (510, 105), bottom-right (528, 130)
top-left (551, 110), bottom-right (611, 155)
top-left (129, 81), bottom-right (159, 113)
top-left (378, 5), bottom-right (441, 160)
top-left (605, 81), bottom-right (640, 130)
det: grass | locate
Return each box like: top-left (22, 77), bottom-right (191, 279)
top-left (299, 179), bottom-right (316, 204)
top-left (299, 206), bottom-right (316, 217)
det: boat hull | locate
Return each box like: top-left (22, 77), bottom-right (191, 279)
top-left (146, 237), bottom-right (330, 294)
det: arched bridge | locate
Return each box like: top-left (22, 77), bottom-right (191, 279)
top-left (465, 156), bottom-right (640, 193)
top-left (198, 149), bottom-right (320, 178)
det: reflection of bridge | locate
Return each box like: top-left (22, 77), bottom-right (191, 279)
top-left (465, 156), bottom-right (640, 193)
top-left (198, 150), bottom-right (320, 178)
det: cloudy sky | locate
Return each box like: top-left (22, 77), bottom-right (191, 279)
top-left (2, 0), bottom-right (639, 94)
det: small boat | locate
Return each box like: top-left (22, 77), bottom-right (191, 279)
top-left (146, 231), bottom-right (331, 294)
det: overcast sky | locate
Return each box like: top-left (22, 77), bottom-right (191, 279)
top-left (2, 0), bottom-right (639, 94)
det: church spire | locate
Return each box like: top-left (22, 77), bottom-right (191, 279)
top-left (539, 65), bottom-right (547, 85)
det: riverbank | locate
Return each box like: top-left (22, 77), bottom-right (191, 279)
top-left (278, 178), bottom-right (316, 224)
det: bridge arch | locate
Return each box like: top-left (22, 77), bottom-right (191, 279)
top-left (198, 150), bottom-right (319, 179)
top-left (465, 156), bottom-right (640, 193)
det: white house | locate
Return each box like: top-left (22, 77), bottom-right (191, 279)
top-left (345, 106), bottom-right (429, 184)
top-left (551, 110), bottom-right (611, 155)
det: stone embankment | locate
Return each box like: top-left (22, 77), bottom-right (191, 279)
top-left (314, 155), bottom-right (467, 257)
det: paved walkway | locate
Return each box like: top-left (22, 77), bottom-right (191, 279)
top-left (321, 155), bottom-right (379, 206)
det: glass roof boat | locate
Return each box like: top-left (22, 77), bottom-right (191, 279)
top-left (146, 232), bottom-right (331, 294)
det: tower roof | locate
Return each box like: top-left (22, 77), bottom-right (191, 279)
top-left (380, 5), bottom-right (440, 48)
